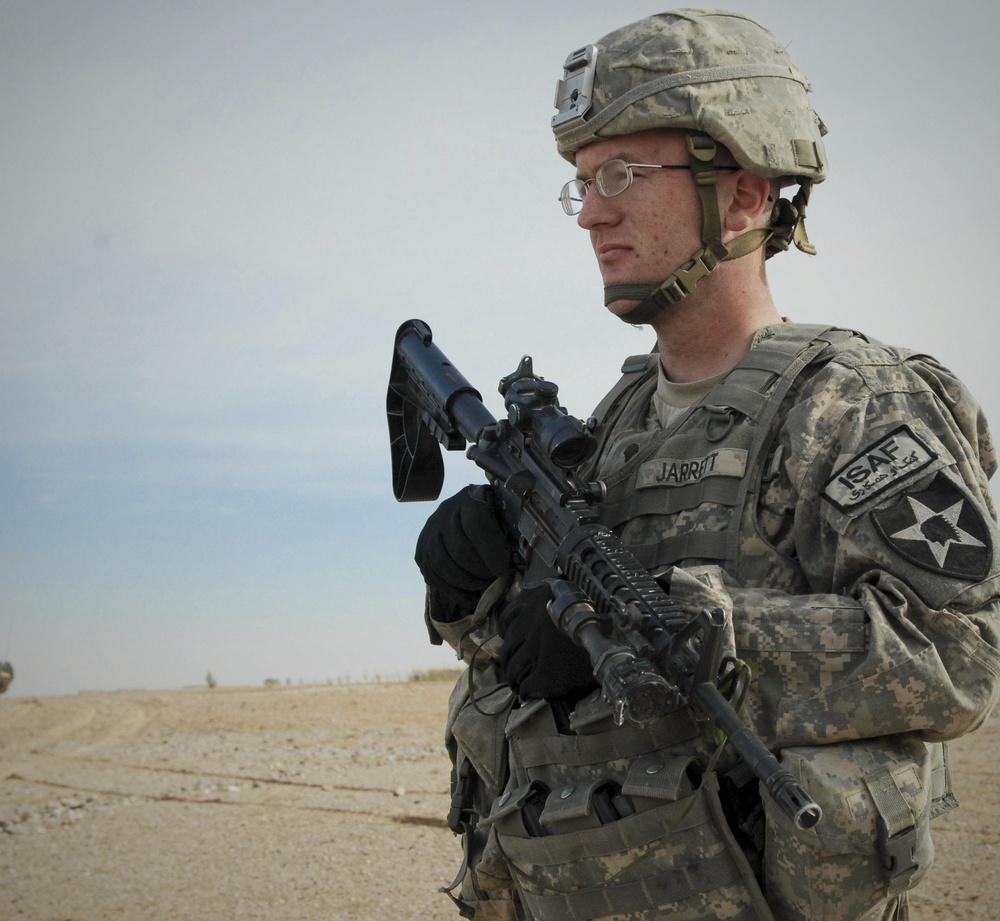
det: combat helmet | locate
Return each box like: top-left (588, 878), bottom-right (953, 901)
top-left (552, 9), bottom-right (828, 323)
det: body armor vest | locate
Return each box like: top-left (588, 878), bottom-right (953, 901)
top-left (589, 324), bottom-right (852, 585)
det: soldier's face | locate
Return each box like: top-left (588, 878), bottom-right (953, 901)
top-left (574, 130), bottom-right (704, 317)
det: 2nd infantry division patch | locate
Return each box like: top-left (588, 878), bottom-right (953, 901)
top-left (873, 474), bottom-right (993, 580)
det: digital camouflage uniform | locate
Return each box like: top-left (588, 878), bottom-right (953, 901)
top-left (421, 10), bottom-right (1000, 921)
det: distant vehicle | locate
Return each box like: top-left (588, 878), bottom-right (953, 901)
top-left (0, 661), bottom-right (13, 694)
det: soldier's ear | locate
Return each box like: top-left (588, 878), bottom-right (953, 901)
top-left (722, 170), bottom-right (772, 235)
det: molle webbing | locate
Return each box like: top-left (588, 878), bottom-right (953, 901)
top-left (512, 706), bottom-right (702, 772)
top-left (595, 325), bottom-right (853, 571)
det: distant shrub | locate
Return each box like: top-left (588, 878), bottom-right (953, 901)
top-left (409, 668), bottom-right (464, 683)
top-left (263, 678), bottom-right (280, 688)
top-left (205, 671), bottom-right (217, 689)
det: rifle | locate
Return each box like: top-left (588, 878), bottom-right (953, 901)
top-left (387, 319), bottom-right (821, 830)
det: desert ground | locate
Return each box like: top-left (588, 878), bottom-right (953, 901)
top-left (0, 677), bottom-right (996, 921)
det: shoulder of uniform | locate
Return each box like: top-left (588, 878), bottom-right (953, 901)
top-left (817, 338), bottom-right (962, 398)
top-left (793, 328), bottom-right (934, 390)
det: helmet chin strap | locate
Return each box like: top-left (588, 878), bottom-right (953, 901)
top-left (604, 132), bottom-right (774, 326)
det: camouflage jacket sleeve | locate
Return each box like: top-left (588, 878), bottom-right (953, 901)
top-left (729, 345), bottom-right (1000, 750)
top-left (424, 574), bottom-right (513, 666)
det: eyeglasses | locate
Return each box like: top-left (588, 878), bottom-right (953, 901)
top-left (559, 159), bottom-right (739, 215)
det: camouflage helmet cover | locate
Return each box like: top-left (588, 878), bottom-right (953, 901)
top-left (553, 8), bottom-right (828, 183)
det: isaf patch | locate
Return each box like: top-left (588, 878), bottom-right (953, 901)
top-left (823, 425), bottom-right (936, 511)
top-left (873, 474), bottom-right (993, 580)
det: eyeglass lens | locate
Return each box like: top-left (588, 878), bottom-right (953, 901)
top-left (559, 160), bottom-right (634, 215)
top-left (596, 160), bottom-right (631, 197)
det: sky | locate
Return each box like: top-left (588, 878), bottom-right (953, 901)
top-left (1, 0), bottom-right (998, 697)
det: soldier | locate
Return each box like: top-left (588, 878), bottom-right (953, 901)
top-left (414, 10), bottom-right (1000, 921)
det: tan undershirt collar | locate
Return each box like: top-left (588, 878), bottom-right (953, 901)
top-left (651, 320), bottom-right (790, 429)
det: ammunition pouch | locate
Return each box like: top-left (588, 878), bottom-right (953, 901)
top-left (763, 736), bottom-right (948, 921)
top-left (486, 771), bottom-right (773, 921)
top-left (476, 697), bottom-right (774, 921)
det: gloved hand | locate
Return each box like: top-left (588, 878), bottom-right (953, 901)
top-left (414, 484), bottom-right (514, 619)
top-left (498, 582), bottom-right (597, 701)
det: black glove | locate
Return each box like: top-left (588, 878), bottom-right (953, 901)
top-left (414, 485), bottom-right (513, 619)
top-left (498, 582), bottom-right (597, 702)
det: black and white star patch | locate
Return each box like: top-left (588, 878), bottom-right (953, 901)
top-left (872, 473), bottom-right (993, 580)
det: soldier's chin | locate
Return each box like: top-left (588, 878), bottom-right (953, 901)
top-left (605, 296), bottom-right (644, 322)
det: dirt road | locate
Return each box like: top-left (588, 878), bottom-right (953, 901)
top-left (0, 681), bottom-right (996, 920)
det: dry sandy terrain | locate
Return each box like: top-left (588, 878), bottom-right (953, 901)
top-left (0, 678), bottom-right (996, 921)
